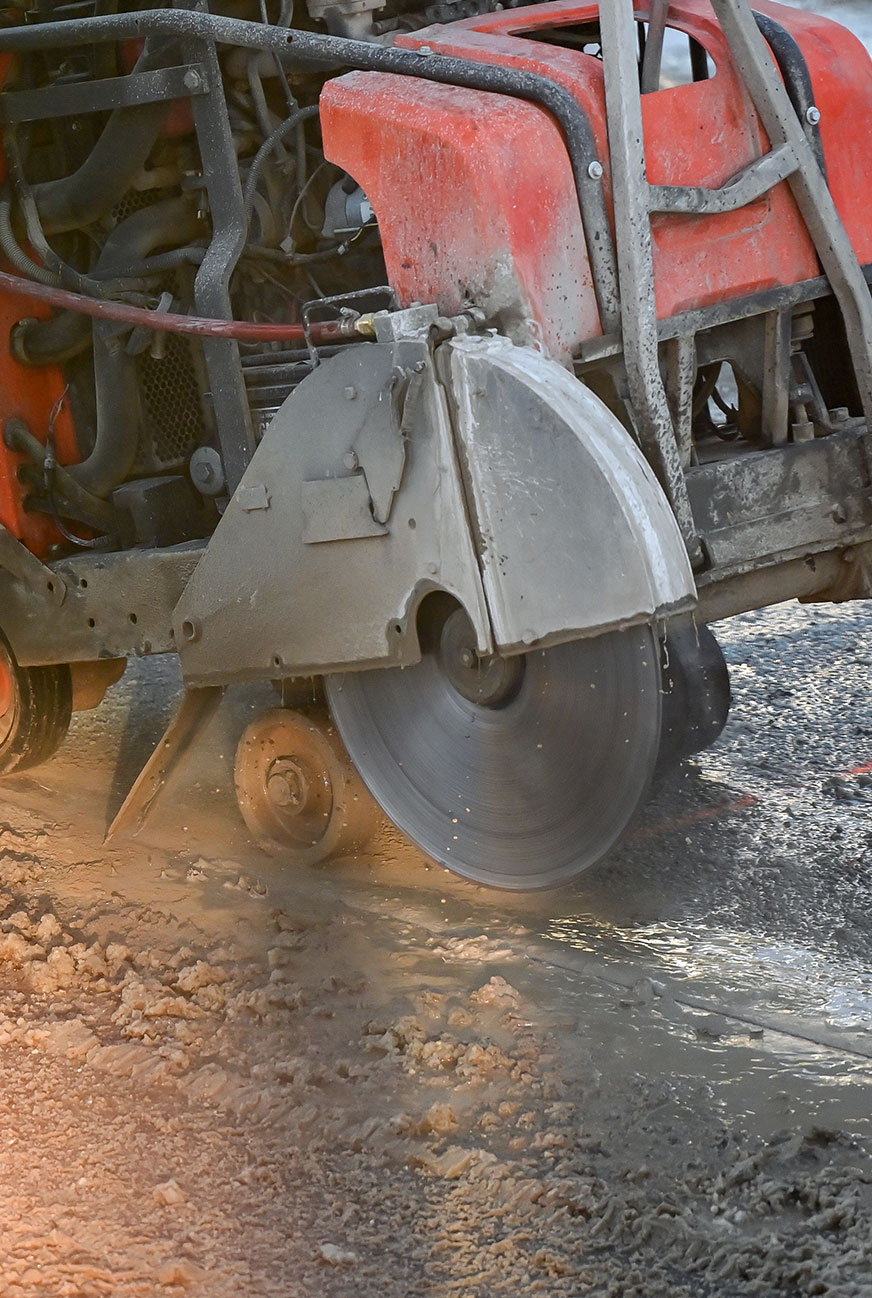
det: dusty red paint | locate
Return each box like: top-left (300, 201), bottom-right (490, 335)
top-left (321, 0), bottom-right (872, 359)
top-left (0, 57), bottom-right (82, 557)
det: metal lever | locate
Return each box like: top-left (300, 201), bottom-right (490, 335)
top-left (598, 0), bottom-right (703, 566)
top-left (640, 0), bottom-right (670, 94)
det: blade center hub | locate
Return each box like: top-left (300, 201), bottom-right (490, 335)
top-left (438, 608), bottom-right (524, 708)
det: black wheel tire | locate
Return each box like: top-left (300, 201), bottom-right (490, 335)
top-left (0, 634), bottom-right (72, 776)
top-left (658, 622), bottom-right (731, 767)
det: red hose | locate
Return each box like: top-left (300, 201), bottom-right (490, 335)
top-left (0, 269), bottom-right (356, 344)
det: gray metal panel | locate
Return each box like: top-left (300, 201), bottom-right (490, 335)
top-left (175, 342), bottom-right (492, 685)
top-left (0, 546), bottom-right (203, 667)
top-left (176, 336), bottom-right (697, 686)
top-left (687, 430), bottom-right (872, 570)
top-left (442, 336), bottom-right (697, 652)
top-left (302, 477), bottom-right (388, 543)
top-left (0, 523), bottom-right (66, 607)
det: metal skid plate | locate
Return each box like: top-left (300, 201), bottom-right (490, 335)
top-left (175, 335), bottom-right (697, 687)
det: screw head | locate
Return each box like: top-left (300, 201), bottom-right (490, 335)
top-left (806, 105), bottom-right (821, 125)
top-left (588, 160), bottom-right (604, 180)
top-left (343, 450), bottom-right (359, 471)
top-left (183, 68), bottom-right (202, 91)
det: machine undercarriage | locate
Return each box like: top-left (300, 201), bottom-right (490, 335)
top-left (0, 0), bottom-right (869, 888)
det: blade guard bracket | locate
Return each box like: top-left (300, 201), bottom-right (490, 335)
top-left (173, 336), bottom-right (696, 686)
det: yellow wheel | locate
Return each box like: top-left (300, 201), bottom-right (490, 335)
top-left (234, 708), bottom-right (379, 864)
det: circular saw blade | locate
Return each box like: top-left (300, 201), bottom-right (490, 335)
top-left (325, 626), bottom-right (661, 890)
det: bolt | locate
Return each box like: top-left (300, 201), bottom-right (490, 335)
top-left (192, 461), bottom-right (214, 485)
top-left (183, 68), bottom-right (202, 91)
top-left (267, 760), bottom-right (306, 811)
top-left (459, 648), bottom-right (476, 669)
top-left (344, 385), bottom-right (357, 400)
top-left (830, 406), bottom-right (850, 425)
top-left (806, 105), bottom-right (821, 125)
top-left (418, 44), bottom-right (433, 55)
top-left (588, 160), bottom-right (604, 180)
top-left (343, 450), bottom-right (359, 471)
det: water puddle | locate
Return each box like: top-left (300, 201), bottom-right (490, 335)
top-left (548, 910), bottom-right (871, 1029)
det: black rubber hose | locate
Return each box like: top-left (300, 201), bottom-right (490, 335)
top-left (14, 197), bottom-right (202, 367)
top-left (64, 196), bottom-right (203, 499)
top-left (96, 196), bottom-right (202, 275)
top-left (31, 39), bottom-right (175, 236)
top-left (67, 323), bottom-right (142, 499)
top-left (4, 126), bottom-right (104, 295)
top-left (242, 104), bottom-right (319, 224)
top-left (752, 11), bottom-right (828, 181)
top-left (0, 196), bottom-right (59, 286)
top-left (3, 418), bottom-right (115, 530)
top-left (11, 310), bottom-right (92, 366)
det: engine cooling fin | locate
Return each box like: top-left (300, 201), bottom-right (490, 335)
top-left (325, 620), bottom-right (662, 891)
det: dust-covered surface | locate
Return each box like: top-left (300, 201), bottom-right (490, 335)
top-left (0, 598), bottom-right (869, 1297)
top-left (3, 11), bottom-right (872, 1290)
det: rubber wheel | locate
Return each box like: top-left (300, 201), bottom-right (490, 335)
top-left (658, 622), bottom-right (731, 765)
top-left (0, 633), bottom-right (72, 776)
top-left (234, 707), bottom-right (380, 864)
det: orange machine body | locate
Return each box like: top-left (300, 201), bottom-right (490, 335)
top-left (321, 0), bottom-right (872, 361)
top-left (0, 59), bottom-right (81, 559)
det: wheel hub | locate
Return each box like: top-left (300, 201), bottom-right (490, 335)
top-left (234, 708), bottom-right (380, 864)
top-left (266, 757), bottom-right (309, 812)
